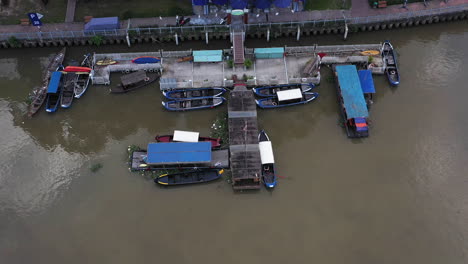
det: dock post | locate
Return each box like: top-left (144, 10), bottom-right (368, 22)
top-left (175, 33), bottom-right (179, 45)
top-left (267, 29), bottom-right (270, 42)
top-left (344, 24), bottom-right (349, 40)
top-left (296, 26), bottom-right (301, 41)
top-left (126, 34), bottom-right (131, 47)
top-left (205, 31), bottom-right (209, 45)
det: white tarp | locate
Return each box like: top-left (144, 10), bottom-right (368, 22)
top-left (259, 141), bottom-right (275, 164)
top-left (173, 130), bottom-right (199, 142)
top-left (277, 88), bottom-right (302, 101)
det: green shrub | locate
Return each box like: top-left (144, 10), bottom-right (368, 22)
top-left (7, 36), bottom-right (20, 47)
top-left (227, 59), bottom-right (234, 68)
top-left (90, 35), bottom-right (104, 46)
top-left (244, 58), bottom-right (253, 69)
top-left (122, 10), bottom-right (134, 19)
top-left (90, 163), bottom-right (103, 172)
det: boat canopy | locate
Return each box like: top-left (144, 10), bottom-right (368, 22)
top-left (259, 141), bottom-right (275, 164)
top-left (173, 130), bottom-right (200, 142)
top-left (193, 50), bottom-right (223, 62)
top-left (358, 70), bottom-right (376, 94)
top-left (335, 65), bottom-right (369, 119)
top-left (47, 71), bottom-right (62, 93)
top-left (146, 142), bottom-right (211, 165)
top-left (277, 88), bottom-right (302, 101)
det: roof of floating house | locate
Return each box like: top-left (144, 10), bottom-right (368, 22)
top-left (254, 47), bottom-right (284, 54)
top-left (230, 0), bottom-right (248, 9)
top-left (358, 70), bottom-right (376, 94)
top-left (146, 142), bottom-right (211, 165)
top-left (273, 0), bottom-right (292, 8)
top-left (212, 0), bottom-right (228, 4)
top-left (192, 0), bottom-right (209, 5)
top-left (193, 50), bottom-right (223, 62)
top-left (335, 65), bottom-right (369, 119)
top-left (255, 0), bottom-right (271, 9)
top-left (47, 71), bottom-right (62, 93)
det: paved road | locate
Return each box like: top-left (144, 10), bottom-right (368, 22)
top-left (65, 0), bottom-right (77, 23)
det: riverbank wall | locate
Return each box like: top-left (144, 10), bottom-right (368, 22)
top-left (0, 5), bottom-right (466, 49)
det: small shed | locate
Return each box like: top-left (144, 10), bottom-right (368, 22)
top-left (120, 70), bottom-right (147, 87)
top-left (193, 50), bottom-right (223, 62)
top-left (85, 17), bottom-right (120, 31)
top-left (254, 47), bottom-right (285, 59)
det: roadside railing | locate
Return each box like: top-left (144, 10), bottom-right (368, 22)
top-left (0, 4), bottom-right (466, 41)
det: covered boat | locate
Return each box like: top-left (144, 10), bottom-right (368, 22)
top-left (155, 169), bottom-right (224, 186)
top-left (45, 71), bottom-right (63, 113)
top-left (60, 73), bottom-right (76, 108)
top-left (110, 70), bottom-right (159, 93)
top-left (74, 54), bottom-right (92, 98)
top-left (162, 96), bottom-right (226, 111)
top-left (255, 88), bottom-right (318, 108)
top-left (358, 69), bottom-right (376, 108)
top-left (132, 56), bottom-right (160, 64)
top-left (382, 40), bottom-right (400, 86)
top-left (155, 130), bottom-right (222, 149)
top-left (253, 83), bottom-right (314, 97)
top-left (163, 87), bottom-right (226, 100)
top-left (258, 130), bottom-right (277, 188)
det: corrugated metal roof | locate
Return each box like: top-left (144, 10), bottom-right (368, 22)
top-left (259, 141), bottom-right (275, 164)
top-left (193, 50), bottom-right (223, 62)
top-left (358, 70), bottom-right (376, 94)
top-left (336, 65), bottom-right (369, 119)
top-left (254, 47), bottom-right (285, 54)
top-left (47, 71), bottom-right (62, 93)
top-left (84, 17), bottom-right (119, 31)
top-left (146, 142), bottom-right (211, 165)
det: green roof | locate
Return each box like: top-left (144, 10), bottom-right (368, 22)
top-left (193, 50), bottom-right (223, 62)
top-left (254, 47), bottom-right (285, 54)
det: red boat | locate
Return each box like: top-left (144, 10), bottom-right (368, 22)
top-left (63, 66), bottom-right (92, 73)
top-left (155, 130), bottom-right (221, 149)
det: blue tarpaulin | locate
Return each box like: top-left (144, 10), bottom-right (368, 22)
top-left (231, 0), bottom-right (248, 9)
top-left (335, 65), bottom-right (369, 119)
top-left (84, 17), bottom-right (120, 31)
top-left (47, 72), bottom-right (62, 94)
top-left (358, 70), bottom-right (376, 94)
top-left (146, 142), bottom-right (212, 165)
top-left (273, 0), bottom-right (292, 8)
top-left (212, 0), bottom-right (228, 4)
top-left (255, 0), bottom-right (271, 9)
top-left (193, 0), bottom-right (209, 5)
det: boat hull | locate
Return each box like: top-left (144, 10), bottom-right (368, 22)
top-left (163, 87), bottom-right (226, 100)
top-left (45, 93), bottom-right (61, 113)
top-left (162, 96), bottom-right (226, 111)
top-left (258, 130), bottom-right (277, 188)
top-left (110, 74), bottom-right (159, 93)
top-left (382, 41), bottom-right (400, 86)
top-left (155, 169), bottom-right (223, 186)
top-left (155, 135), bottom-right (222, 149)
top-left (255, 92), bottom-right (318, 108)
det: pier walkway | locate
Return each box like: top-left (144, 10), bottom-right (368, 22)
top-left (228, 84), bottom-right (261, 190)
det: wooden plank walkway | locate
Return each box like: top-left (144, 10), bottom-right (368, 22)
top-left (228, 84), bottom-right (261, 190)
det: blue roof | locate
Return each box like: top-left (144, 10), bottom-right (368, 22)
top-left (192, 0), bottom-right (208, 5)
top-left (212, 0), bottom-right (228, 4)
top-left (254, 47), bottom-right (284, 54)
top-left (193, 50), bottom-right (223, 62)
top-left (255, 0), bottom-right (271, 9)
top-left (146, 142), bottom-right (211, 165)
top-left (231, 0), bottom-right (248, 9)
top-left (335, 65), bottom-right (369, 119)
top-left (358, 70), bottom-right (376, 94)
top-left (273, 0), bottom-right (292, 8)
top-left (47, 71), bottom-right (62, 94)
top-left (84, 17), bottom-right (119, 31)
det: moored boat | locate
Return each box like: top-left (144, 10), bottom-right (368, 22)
top-left (255, 88), bottom-right (318, 108)
top-left (45, 71), bottom-right (63, 113)
top-left (162, 96), bottom-right (225, 111)
top-left (163, 87), bottom-right (226, 100)
top-left (155, 130), bottom-right (222, 149)
top-left (258, 130), bottom-right (277, 188)
top-left (63, 66), bottom-right (91, 73)
top-left (60, 73), bottom-right (76, 108)
top-left (382, 40), bottom-right (400, 86)
top-left (155, 169), bottom-right (224, 186)
top-left (132, 56), bottom-right (160, 64)
top-left (253, 83), bottom-right (314, 97)
top-left (110, 71), bottom-right (159, 93)
top-left (74, 53), bottom-right (92, 98)
top-left (96, 58), bottom-right (117, 66)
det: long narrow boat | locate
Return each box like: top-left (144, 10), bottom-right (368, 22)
top-left (28, 48), bottom-right (66, 117)
top-left (162, 96), bottom-right (226, 111)
top-left (253, 83), bottom-right (315, 97)
top-left (163, 87), bottom-right (226, 100)
top-left (255, 89), bottom-right (318, 109)
top-left (45, 72), bottom-right (63, 113)
top-left (62, 66), bottom-right (91, 73)
top-left (60, 73), bottom-right (76, 108)
top-left (382, 40), bottom-right (400, 86)
top-left (155, 169), bottom-right (224, 186)
top-left (155, 130), bottom-right (222, 149)
top-left (258, 130), bottom-right (277, 188)
top-left (132, 56), bottom-right (160, 64)
top-left (74, 53), bottom-right (92, 98)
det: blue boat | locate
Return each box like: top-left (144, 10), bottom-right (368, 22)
top-left (162, 87), bottom-right (226, 100)
top-left (162, 96), bottom-right (226, 111)
top-left (334, 65), bottom-right (369, 138)
top-left (258, 130), bottom-right (277, 188)
top-left (45, 71), bottom-right (63, 113)
top-left (255, 88), bottom-right (318, 108)
top-left (382, 41), bottom-right (400, 86)
top-left (155, 169), bottom-right (224, 186)
top-left (358, 69), bottom-right (376, 108)
top-left (253, 83), bottom-right (315, 97)
top-left (132, 56), bottom-right (160, 64)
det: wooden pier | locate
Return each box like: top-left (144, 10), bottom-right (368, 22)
top-left (228, 84), bottom-right (262, 190)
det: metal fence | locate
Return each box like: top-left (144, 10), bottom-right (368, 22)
top-left (0, 4), bottom-right (466, 41)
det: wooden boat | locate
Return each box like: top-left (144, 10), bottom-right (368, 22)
top-left (382, 40), bottom-right (400, 86)
top-left (60, 73), bottom-right (76, 108)
top-left (162, 87), bottom-right (226, 100)
top-left (45, 72), bottom-right (63, 113)
top-left (74, 54), bottom-right (92, 98)
top-left (255, 89), bottom-right (318, 109)
top-left (131, 56), bottom-right (160, 64)
top-left (155, 169), bottom-right (224, 186)
top-left (155, 130), bottom-right (222, 149)
top-left (162, 96), bottom-right (226, 111)
top-left (62, 66), bottom-right (91, 73)
top-left (96, 58), bottom-right (117, 66)
top-left (28, 48), bottom-right (66, 117)
top-left (110, 71), bottom-right (159, 93)
top-left (253, 83), bottom-right (314, 97)
top-left (177, 56), bottom-right (193, 62)
top-left (258, 130), bottom-right (277, 188)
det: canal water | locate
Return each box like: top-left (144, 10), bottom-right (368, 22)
top-left (1, 21), bottom-right (467, 263)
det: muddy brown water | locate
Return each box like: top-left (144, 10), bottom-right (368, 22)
top-left (1, 21), bottom-right (467, 264)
